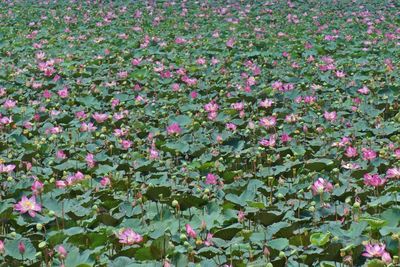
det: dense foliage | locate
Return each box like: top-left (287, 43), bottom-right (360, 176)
top-left (0, 0), bottom-right (399, 266)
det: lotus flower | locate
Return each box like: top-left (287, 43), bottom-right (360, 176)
top-left (14, 196), bottom-right (42, 217)
top-left (311, 178), bottom-right (333, 195)
top-left (116, 228), bottom-right (143, 245)
top-left (185, 224), bottom-right (197, 238)
top-left (364, 173), bottom-right (386, 187)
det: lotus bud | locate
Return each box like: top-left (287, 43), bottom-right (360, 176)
top-left (180, 234), bottom-right (187, 241)
top-left (278, 251), bottom-right (285, 258)
top-left (18, 242), bottom-right (25, 255)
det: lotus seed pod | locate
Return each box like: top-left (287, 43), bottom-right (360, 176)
top-left (279, 251), bottom-right (285, 258)
top-left (172, 200), bottom-right (179, 207)
top-left (36, 223), bottom-right (43, 231)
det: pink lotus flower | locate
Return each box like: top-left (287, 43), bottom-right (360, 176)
top-left (56, 245), bottom-right (67, 259)
top-left (0, 164), bottom-right (16, 173)
top-left (31, 180), bottom-right (44, 195)
top-left (185, 224), bottom-right (197, 238)
top-left (166, 123), bottom-right (182, 135)
top-left (92, 113), bottom-right (108, 123)
top-left (226, 123), bottom-right (237, 131)
top-left (344, 146), bottom-right (358, 158)
top-left (14, 196), bottom-right (42, 217)
top-left (362, 148), bottom-right (377, 160)
top-left (323, 111), bottom-right (337, 122)
top-left (238, 210), bottom-right (245, 223)
top-left (56, 150), bottom-right (67, 160)
top-left (205, 173), bottom-right (217, 185)
top-left (56, 180), bottom-right (67, 188)
top-left (395, 149), bottom-right (400, 159)
top-left (80, 122), bottom-right (97, 132)
top-left (0, 240), bottom-right (4, 254)
top-left (18, 242), bottom-right (25, 254)
top-left (280, 133), bottom-right (292, 143)
top-left (57, 87), bottom-right (69, 98)
top-left (116, 228), bottom-right (143, 245)
top-left (3, 99), bottom-right (16, 109)
top-left (259, 116), bottom-right (277, 129)
top-left (100, 177), bottom-right (111, 187)
top-left (382, 252), bottom-right (392, 264)
top-left (204, 233), bottom-right (214, 246)
top-left (311, 178), bottom-right (333, 195)
top-left (86, 153), bottom-right (96, 168)
top-left (204, 101), bottom-right (219, 113)
top-left (226, 38), bottom-right (235, 48)
top-left (259, 135), bottom-right (276, 147)
top-left (358, 86), bottom-right (370, 95)
top-left (259, 98), bottom-right (274, 108)
top-left (121, 140), bottom-right (133, 150)
top-left (386, 167), bottom-right (400, 179)
top-left (363, 243), bottom-right (388, 259)
top-left (364, 173), bottom-right (386, 187)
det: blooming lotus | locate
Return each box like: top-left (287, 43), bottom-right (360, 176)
top-left (362, 148), bottom-right (377, 160)
top-left (311, 178), bottom-right (333, 195)
top-left (14, 196), bottom-right (42, 217)
top-left (363, 243), bottom-right (390, 262)
top-left (205, 173), bottom-right (217, 185)
top-left (364, 173), bottom-right (386, 187)
top-left (344, 146), bottom-right (358, 158)
top-left (259, 116), bottom-right (277, 129)
top-left (116, 228), bottom-right (143, 245)
top-left (323, 111), bottom-right (337, 122)
top-left (386, 168), bottom-right (400, 179)
top-left (166, 123), bottom-right (182, 135)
